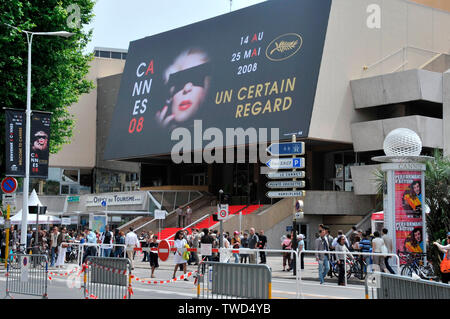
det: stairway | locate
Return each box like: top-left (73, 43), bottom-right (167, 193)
top-left (154, 204), bottom-right (263, 240)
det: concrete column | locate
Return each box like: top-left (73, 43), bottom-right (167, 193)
top-left (444, 70), bottom-right (450, 156)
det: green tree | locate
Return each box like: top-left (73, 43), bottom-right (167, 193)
top-left (424, 150), bottom-right (450, 275)
top-left (0, 0), bottom-right (95, 171)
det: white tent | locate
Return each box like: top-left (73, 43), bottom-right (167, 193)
top-left (2, 189), bottom-right (61, 225)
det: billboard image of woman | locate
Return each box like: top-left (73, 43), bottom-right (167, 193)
top-left (155, 48), bottom-right (211, 130)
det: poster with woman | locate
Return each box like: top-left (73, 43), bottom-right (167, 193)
top-left (394, 171), bottom-right (424, 261)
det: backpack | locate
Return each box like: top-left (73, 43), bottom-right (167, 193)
top-left (441, 253), bottom-right (450, 274)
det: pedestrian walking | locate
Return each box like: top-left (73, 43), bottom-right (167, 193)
top-left (50, 226), bottom-right (59, 267)
top-left (100, 225), bottom-right (114, 258)
top-left (382, 228), bottom-right (395, 274)
top-left (335, 235), bottom-right (353, 286)
top-left (298, 234), bottom-right (305, 270)
top-left (282, 234), bottom-right (292, 271)
top-left (231, 231), bottom-right (241, 263)
top-left (125, 227), bottom-right (140, 270)
top-left (191, 229), bottom-right (200, 265)
top-left (173, 230), bottom-right (189, 281)
top-left (176, 206), bottom-right (184, 228)
top-left (240, 232), bottom-right (249, 263)
top-left (315, 228), bottom-right (330, 284)
top-left (83, 228), bottom-right (97, 264)
top-left (114, 231), bottom-right (126, 257)
top-left (434, 233), bottom-right (450, 284)
top-left (258, 230), bottom-right (267, 264)
top-left (149, 235), bottom-right (159, 278)
top-left (248, 228), bottom-right (259, 264)
top-left (186, 206), bottom-right (193, 226)
top-left (372, 231), bottom-right (386, 272)
top-left (55, 227), bottom-right (68, 268)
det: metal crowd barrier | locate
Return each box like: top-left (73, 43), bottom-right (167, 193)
top-left (83, 256), bottom-right (133, 299)
top-left (366, 272), bottom-right (450, 299)
top-left (5, 254), bottom-right (48, 299)
top-left (196, 261), bottom-right (272, 299)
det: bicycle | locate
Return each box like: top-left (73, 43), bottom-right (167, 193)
top-left (398, 251), bottom-right (437, 280)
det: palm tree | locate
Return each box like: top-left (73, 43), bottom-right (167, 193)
top-left (425, 150), bottom-right (450, 276)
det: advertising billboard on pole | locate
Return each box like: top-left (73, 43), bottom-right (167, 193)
top-left (394, 171), bottom-right (425, 262)
top-left (29, 111), bottom-right (51, 178)
top-left (104, 0), bottom-right (331, 160)
top-left (5, 109), bottom-right (25, 176)
top-left (5, 109), bottom-right (51, 178)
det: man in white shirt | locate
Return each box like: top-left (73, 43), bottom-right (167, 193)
top-left (125, 227), bottom-right (140, 269)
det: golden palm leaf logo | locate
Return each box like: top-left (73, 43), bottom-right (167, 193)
top-left (270, 40), bottom-right (298, 55)
top-left (266, 33), bottom-right (303, 62)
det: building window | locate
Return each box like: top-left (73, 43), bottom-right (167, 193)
top-left (111, 51), bottom-right (122, 59)
top-left (99, 50), bottom-right (110, 58)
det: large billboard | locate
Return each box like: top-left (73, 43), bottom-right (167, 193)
top-left (104, 0), bottom-right (331, 160)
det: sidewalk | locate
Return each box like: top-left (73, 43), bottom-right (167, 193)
top-left (0, 254), bottom-right (366, 286)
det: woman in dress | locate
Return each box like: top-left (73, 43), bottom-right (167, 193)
top-left (172, 230), bottom-right (189, 281)
top-left (55, 227), bottom-right (68, 268)
top-left (336, 235), bottom-right (353, 286)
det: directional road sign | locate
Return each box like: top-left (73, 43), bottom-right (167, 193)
top-left (266, 190), bottom-right (306, 198)
top-left (266, 142), bottom-right (305, 156)
top-left (266, 171), bottom-right (305, 179)
top-left (265, 158), bottom-right (304, 170)
top-left (266, 181), bottom-right (305, 189)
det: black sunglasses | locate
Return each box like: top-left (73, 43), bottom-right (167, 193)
top-left (167, 62), bottom-right (211, 94)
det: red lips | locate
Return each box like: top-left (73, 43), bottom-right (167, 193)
top-left (178, 100), bottom-right (192, 111)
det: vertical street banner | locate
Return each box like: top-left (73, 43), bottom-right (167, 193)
top-left (394, 171), bottom-right (424, 262)
top-left (5, 109), bottom-right (25, 176)
top-left (30, 111), bottom-right (51, 178)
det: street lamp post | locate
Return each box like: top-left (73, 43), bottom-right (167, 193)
top-left (5, 24), bottom-right (74, 252)
top-left (218, 189), bottom-right (224, 249)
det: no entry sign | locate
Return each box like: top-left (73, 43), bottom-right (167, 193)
top-left (158, 239), bottom-right (170, 262)
top-left (1, 177), bottom-right (18, 194)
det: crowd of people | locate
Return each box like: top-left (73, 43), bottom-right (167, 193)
top-left (2, 223), bottom-right (449, 285)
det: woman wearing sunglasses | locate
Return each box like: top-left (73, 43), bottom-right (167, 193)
top-left (156, 48), bottom-right (211, 128)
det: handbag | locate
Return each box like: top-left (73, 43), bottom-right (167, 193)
top-left (182, 244), bottom-right (190, 261)
top-left (440, 253), bottom-right (450, 274)
top-left (381, 244), bottom-right (388, 256)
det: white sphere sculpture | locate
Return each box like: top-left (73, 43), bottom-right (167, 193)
top-left (383, 128), bottom-right (422, 157)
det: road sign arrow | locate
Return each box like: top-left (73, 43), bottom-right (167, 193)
top-left (266, 171), bottom-right (305, 179)
top-left (267, 142), bottom-right (305, 156)
top-left (266, 190), bottom-right (306, 198)
top-left (266, 181), bottom-right (305, 188)
top-left (265, 158), bottom-right (304, 169)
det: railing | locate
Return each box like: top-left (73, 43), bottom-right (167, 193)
top-left (365, 272), bottom-right (450, 299)
top-left (196, 261), bottom-right (272, 299)
top-left (133, 191), bottom-right (204, 233)
top-left (362, 46), bottom-right (445, 74)
top-left (5, 254), bottom-right (49, 299)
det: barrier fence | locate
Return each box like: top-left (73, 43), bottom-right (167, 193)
top-left (196, 261), bottom-right (272, 299)
top-left (365, 272), bottom-right (450, 299)
top-left (83, 256), bottom-right (133, 299)
top-left (5, 254), bottom-right (49, 299)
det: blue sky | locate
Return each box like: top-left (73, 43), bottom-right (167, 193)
top-left (85, 0), bottom-right (266, 52)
